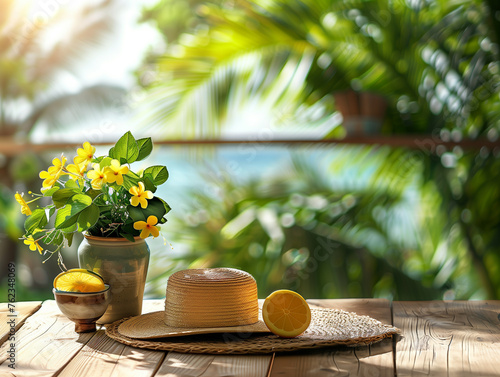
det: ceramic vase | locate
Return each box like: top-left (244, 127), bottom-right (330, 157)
top-left (77, 235), bottom-right (150, 324)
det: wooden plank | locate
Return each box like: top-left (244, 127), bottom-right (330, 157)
top-left (393, 300), bottom-right (500, 377)
top-left (1, 136), bottom-right (498, 157)
top-left (0, 300), bottom-right (97, 377)
top-left (0, 302), bottom-right (42, 346)
top-left (59, 298), bottom-right (271, 377)
top-left (200, 354), bottom-right (270, 377)
top-left (56, 329), bottom-right (164, 377)
top-left (268, 299), bottom-right (395, 377)
top-left (154, 352), bottom-right (271, 377)
top-left (59, 298), bottom-right (272, 377)
top-left (53, 299), bottom-right (165, 377)
top-left (155, 353), bottom-right (215, 376)
top-left (0, 299), bottom-right (166, 377)
top-left (151, 299), bottom-right (272, 377)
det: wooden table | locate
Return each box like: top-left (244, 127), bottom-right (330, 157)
top-left (1, 299), bottom-right (499, 376)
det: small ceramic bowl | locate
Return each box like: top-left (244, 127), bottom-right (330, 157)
top-left (53, 285), bottom-right (111, 333)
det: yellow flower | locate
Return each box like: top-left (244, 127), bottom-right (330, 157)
top-left (87, 164), bottom-right (107, 189)
top-left (24, 236), bottom-right (43, 254)
top-left (39, 156), bottom-right (67, 188)
top-left (133, 215), bottom-right (160, 239)
top-left (39, 166), bottom-right (60, 188)
top-left (129, 182), bottom-right (153, 209)
top-left (66, 158), bottom-right (87, 181)
top-left (74, 142), bottom-right (96, 165)
top-left (15, 192), bottom-right (32, 215)
top-left (104, 159), bottom-right (129, 186)
top-left (51, 156), bottom-right (67, 172)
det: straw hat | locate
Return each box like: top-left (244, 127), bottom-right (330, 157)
top-left (117, 268), bottom-right (270, 339)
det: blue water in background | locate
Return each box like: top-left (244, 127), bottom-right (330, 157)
top-left (138, 144), bottom-right (342, 271)
top-left (139, 144), bottom-right (342, 295)
top-left (151, 145), bottom-right (331, 212)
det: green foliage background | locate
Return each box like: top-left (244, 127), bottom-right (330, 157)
top-left (1, 0), bottom-right (500, 301)
top-left (143, 0), bottom-right (500, 300)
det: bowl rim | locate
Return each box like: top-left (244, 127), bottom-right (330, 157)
top-left (53, 284), bottom-right (110, 295)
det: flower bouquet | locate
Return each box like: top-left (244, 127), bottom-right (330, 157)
top-left (16, 131), bottom-right (170, 264)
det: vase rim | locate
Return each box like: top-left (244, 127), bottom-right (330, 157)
top-left (84, 234), bottom-right (144, 242)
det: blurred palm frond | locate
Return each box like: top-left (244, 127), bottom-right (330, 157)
top-left (0, 0), bottom-right (127, 136)
top-left (141, 0), bottom-right (499, 138)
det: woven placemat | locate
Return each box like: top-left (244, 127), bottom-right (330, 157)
top-left (105, 308), bottom-right (400, 354)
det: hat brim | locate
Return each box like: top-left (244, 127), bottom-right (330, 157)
top-left (106, 307), bottom-right (402, 354)
top-left (116, 311), bottom-right (270, 339)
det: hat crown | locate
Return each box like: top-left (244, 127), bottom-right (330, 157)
top-left (164, 268), bottom-right (259, 328)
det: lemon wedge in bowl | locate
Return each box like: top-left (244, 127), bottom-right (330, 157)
top-left (53, 268), bottom-right (106, 293)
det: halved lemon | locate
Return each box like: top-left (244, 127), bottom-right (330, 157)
top-left (53, 268), bottom-right (105, 292)
top-left (262, 289), bottom-right (311, 338)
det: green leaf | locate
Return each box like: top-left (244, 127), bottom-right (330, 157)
top-left (25, 209), bottom-right (48, 234)
top-left (127, 205), bottom-right (147, 222)
top-left (65, 232), bottom-right (74, 247)
top-left (45, 229), bottom-right (63, 245)
top-left (158, 197), bottom-right (171, 216)
top-left (122, 171), bottom-right (141, 191)
top-left (143, 165), bottom-right (169, 186)
top-left (73, 194), bottom-right (93, 206)
top-left (65, 179), bottom-right (79, 189)
top-left (99, 156), bottom-right (112, 169)
top-left (108, 147), bottom-right (115, 160)
top-left (136, 137), bottom-right (153, 161)
top-left (128, 197), bottom-right (167, 222)
top-left (54, 208), bottom-right (78, 229)
top-left (43, 186), bottom-right (60, 197)
top-left (54, 194), bottom-right (92, 229)
top-left (120, 222), bottom-right (140, 238)
top-left (77, 204), bottom-right (100, 231)
top-left (142, 176), bottom-right (157, 193)
top-left (109, 131), bottom-right (139, 164)
top-left (120, 232), bottom-right (136, 242)
top-left (32, 230), bottom-right (47, 240)
top-left (60, 222), bottom-right (78, 234)
top-left (52, 188), bottom-right (80, 208)
top-left (86, 189), bottom-right (103, 200)
top-left (46, 206), bottom-right (56, 218)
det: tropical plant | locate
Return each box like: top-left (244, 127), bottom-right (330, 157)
top-left (16, 132), bottom-right (171, 265)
